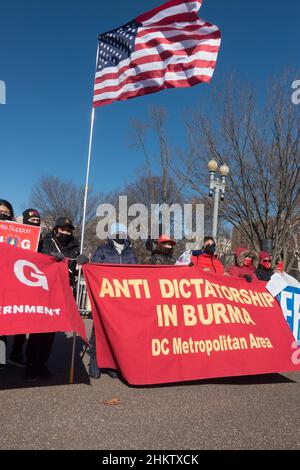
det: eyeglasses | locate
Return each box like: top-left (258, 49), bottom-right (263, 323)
top-left (262, 259), bottom-right (271, 263)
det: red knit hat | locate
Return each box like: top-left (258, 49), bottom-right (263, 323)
top-left (259, 251), bottom-right (271, 261)
top-left (158, 235), bottom-right (176, 246)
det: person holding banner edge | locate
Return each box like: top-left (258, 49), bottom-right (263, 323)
top-left (22, 208), bottom-right (57, 381)
top-left (0, 200), bottom-right (33, 369)
top-left (24, 216), bottom-right (87, 380)
top-left (151, 235), bottom-right (177, 265)
top-left (255, 251), bottom-right (274, 282)
top-left (0, 199), bottom-right (15, 369)
top-left (8, 209), bottom-right (43, 369)
top-left (227, 247), bottom-right (258, 282)
top-left (42, 217), bottom-right (81, 293)
top-left (86, 222), bottom-right (137, 380)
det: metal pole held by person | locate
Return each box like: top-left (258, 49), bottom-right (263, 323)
top-left (69, 45), bottom-right (99, 384)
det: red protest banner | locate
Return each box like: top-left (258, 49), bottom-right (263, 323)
top-left (83, 263), bottom-right (300, 385)
top-left (0, 220), bottom-right (41, 252)
top-left (0, 244), bottom-right (87, 341)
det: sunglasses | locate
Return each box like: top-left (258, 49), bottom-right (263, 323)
top-left (262, 259), bottom-right (271, 263)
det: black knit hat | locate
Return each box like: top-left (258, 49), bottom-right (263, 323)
top-left (23, 208), bottom-right (41, 226)
top-left (54, 217), bottom-right (75, 230)
top-left (203, 236), bottom-right (215, 244)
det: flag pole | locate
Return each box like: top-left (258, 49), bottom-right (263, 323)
top-left (69, 107), bottom-right (95, 384)
top-left (69, 45), bottom-right (99, 384)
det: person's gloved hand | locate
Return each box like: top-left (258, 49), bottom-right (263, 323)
top-left (77, 254), bottom-right (89, 265)
top-left (52, 252), bottom-right (65, 262)
top-left (244, 274), bottom-right (252, 283)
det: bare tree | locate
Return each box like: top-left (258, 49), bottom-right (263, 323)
top-left (30, 175), bottom-right (103, 255)
top-left (131, 106), bottom-right (231, 252)
top-left (131, 106), bottom-right (184, 206)
top-left (130, 107), bottom-right (189, 250)
top-left (180, 73), bottom-right (300, 273)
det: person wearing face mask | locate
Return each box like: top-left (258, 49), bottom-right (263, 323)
top-left (20, 209), bottom-right (52, 380)
top-left (92, 223), bottom-right (137, 265)
top-left (151, 235), bottom-right (177, 265)
top-left (255, 251), bottom-right (274, 282)
top-left (0, 199), bottom-right (14, 222)
top-left (190, 236), bottom-right (225, 274)
top-left (87, 223), bottom-right (137, 379)
top-left (28, 217), bottom-right (82, 380)
top-left (22, 208), bottom-right (42, 249)
top-left (227, 247), bottom-right (258, 282)
top-left (0, 200), bottom-right (15, 370)
top-left (6, 209), bottom-right (43, 370)
top-left (42, 217), bottom-right (81, 293)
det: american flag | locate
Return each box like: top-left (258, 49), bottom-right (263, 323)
top-left (93, 0), bottom-right (221, 107)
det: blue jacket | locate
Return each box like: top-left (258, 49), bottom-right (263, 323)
top-left (92, 238), bottom-right (137, 265)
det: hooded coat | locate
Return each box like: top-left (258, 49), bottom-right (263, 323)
top-left (255, 251), bottom-right (274, 281)
top-left (227, 247), bottom-right (258, 278)
top-left (41, 232), bottom-right (80, 289)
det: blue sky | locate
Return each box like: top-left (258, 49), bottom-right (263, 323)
top-left (0, 0), bottom-right (299, 215)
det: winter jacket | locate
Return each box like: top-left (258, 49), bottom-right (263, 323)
top-left (41, 232), bottom-right (80, 288)
top-left (151, 251), bottom-right (177, 265)
top-left (191, 252), bottom-right (224, 274)
top-left (227, 247), bottom-right (257, 278)
top-left (255, 266), bottom-right (274, 282)
top-left (92, 238), bottom-right (137, 264)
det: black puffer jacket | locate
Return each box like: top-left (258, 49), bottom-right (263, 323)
top-left (92, 238), bottom-right (137, 264)
top-left (41, 232), bottom-right (80, 288)
top-left (255, 265), bottom-right (274, 282)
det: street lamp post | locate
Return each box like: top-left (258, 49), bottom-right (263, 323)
top-left (207, 159), bottom-right (230, 239)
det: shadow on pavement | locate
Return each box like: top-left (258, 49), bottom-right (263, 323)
top-left (197, 373), bottom-right (296, 385)
top-left (0, 333), bottom-right (90, 391)
top-left (127, 373), bottom-right (297, 389)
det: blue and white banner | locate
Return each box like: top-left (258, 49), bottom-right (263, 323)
top-left (267, 273), bottom-right (300, 342)
top-left (277, 286), bottom-right (300, 342)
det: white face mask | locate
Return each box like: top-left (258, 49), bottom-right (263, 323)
top-left (113, 239), bottom-right (125, 254)
top-left (114, 238), bottom-right (125, 245)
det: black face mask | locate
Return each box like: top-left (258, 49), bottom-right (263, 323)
top-left (159, 245), bottom-right (172, 255)
top-left (0, 214), bottom-right (12, 221)
top-left (57, 233), bottom-right (72, 246)
top-left (204, 244), bottom-right (216, 255)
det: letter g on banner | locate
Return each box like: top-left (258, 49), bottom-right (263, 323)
top-left (14, 260), bottom-right (49, 291)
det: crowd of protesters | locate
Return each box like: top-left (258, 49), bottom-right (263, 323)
top-left (0, 197), bottom-right (284, 382)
